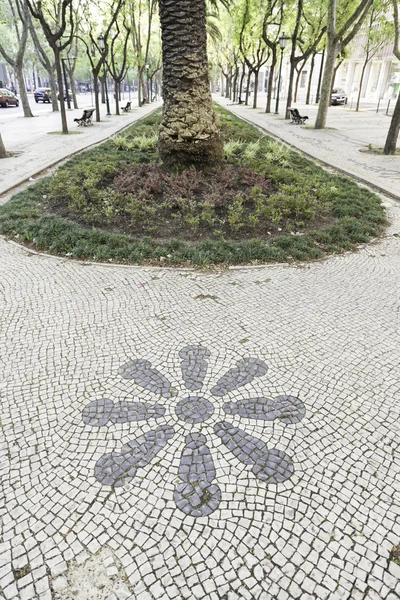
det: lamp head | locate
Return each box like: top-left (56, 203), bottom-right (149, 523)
top-left (98, 34), bottom-right (105, 50)
top-left (279, 33), bottom-right (289, 50)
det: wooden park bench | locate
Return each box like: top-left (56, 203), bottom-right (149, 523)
top-left (74, 108), bottom-right (95, 127)
top-left (288, 107), bottom-right (308, 125)
top-left (121, 102), bottom-right (131, 112)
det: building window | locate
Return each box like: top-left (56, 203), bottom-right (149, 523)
top-left (300, 70), bottom-right (307, 88)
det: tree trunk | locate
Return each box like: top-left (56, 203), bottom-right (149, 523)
top-left (239, 62), bottom-right (246, 102)
top-left (93, 73), bottom-right (101, 122)
top-left (68, 68), bottom-right (78, 109)
top-left (223, 73), bottom-right (228, 98)
top-left (356, 59), bottom-right (368, 112)
top-left (16, 63), bottom-right (33, 118)
top-left (245, 70), bottom-right (251, 105)
top-left (114, 79), bottom-right (120, 115)
top-left (383, 91), bottom-right (400, 154)
top-left (232, 66), bottom-right (239, 102)
top-left (49, 68), bottom-right (59, 112)
top-left (101, 77), bottom-right (105, 104)
top-left (315, 42), bottom-right (339, 129)
top-left (265, 59), bottom-right (275, 113)
top-left (55, 54), bottom-right (68, 134)
top-left (305, 53), bottom-right (315, 104)
top-left (0, 132), bottom-right (7, 158)
top-left (158, 0), bottom-right (224, 167)
top-left (294, 66), bottom-right (302, 103)
top-left (253, 70), bottom-right (259, 108)
top-left (285, 62), bottom-right (296, 118)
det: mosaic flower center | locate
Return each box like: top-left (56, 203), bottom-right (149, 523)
top-left (175, 396), bottom-right (214, 424)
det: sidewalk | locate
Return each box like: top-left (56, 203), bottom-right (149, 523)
top-left (0, 100), bottom-right (162, 201)
top-left (215, 95), bottom-right (400, 200)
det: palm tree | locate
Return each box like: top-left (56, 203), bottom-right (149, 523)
top-left (158, 0), bottom-right (226, 167)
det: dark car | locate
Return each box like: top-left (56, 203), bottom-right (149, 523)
top-left (34, 87), bottom-right (52, 103)
top-left (331, 88), bottom-right (348, 105)
top-left (0, 89), bottom-right (19, 107)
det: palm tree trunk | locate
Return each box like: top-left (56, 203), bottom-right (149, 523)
top-left (158, 0), bottom-right (223, 167)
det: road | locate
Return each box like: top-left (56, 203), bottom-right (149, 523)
top-left (0, 91), bottom-right (139, 121)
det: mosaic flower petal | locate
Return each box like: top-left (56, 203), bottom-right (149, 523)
top-left (223, 395), bottom-right (305, 424)
top-left (211, 357), bottom-right (268, 397)
top-left (174, 433), bottom-right (221, 517)
top-left (83, 398), bottom-right (165, 426)
top-left (179, 345), bottom-right (211, 391)
top-left (119, 359), bottom-right (172, 397)
top-left (214, 422), bottom-right (294, 483)
top-left (94, 425), bottom-right (175, 487)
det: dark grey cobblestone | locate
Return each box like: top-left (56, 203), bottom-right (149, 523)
top-left (82, 398), bottom-right (165, 426)
top-left (214, 421), bottom-right (294, 483)
top-left (175, 396), bottom-right (214, 423)
top-left (179, 345), bottom-right (211, 391)
top-left (118, 358), bottom-right (172, 397)
top-left (211, 357), bottom-right (268, 396)
top-left (223, 394), bottom-right (305, 424)
top-left (94, 425), bottom-right (175, 486)
top-left (174, 433), bottom-right (221, 517)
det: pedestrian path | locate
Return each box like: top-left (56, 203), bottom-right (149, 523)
top-left (215, 95), bottom-right (400, 200)
top-left (0, 100), bottom-right (161, 200)
top-left (0, 97), bottom-right (399, 600)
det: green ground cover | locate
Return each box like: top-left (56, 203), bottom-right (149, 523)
top-left (0, 106), bottom-right (386, 266)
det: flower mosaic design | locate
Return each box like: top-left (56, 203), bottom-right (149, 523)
top-left (82, 345), bottom-right (306, 517)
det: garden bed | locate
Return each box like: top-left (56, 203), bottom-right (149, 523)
top-left (0, 106), bottom-right (386, 266)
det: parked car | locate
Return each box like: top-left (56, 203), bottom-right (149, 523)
top-left (34, 87), bottom-right (52, 103)
top-left (331, 88), bottom-right (348, 105)
top-left (0, 89), bottom-right (19, 107)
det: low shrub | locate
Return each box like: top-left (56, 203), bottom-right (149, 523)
top-left (0, 105), bottom-right (386, 265)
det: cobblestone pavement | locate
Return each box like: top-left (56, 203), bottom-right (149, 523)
top-left (0, 100), bottom-right (161, 199)
top-left (1, 109), bottom-right (400, 600)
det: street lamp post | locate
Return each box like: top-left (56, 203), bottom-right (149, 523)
top-left (146, 64), bottom-right (150, 102)
top-left (274, 33), bottom-right (289, 115)
top-left (98, 33), bottom-right (111, 116)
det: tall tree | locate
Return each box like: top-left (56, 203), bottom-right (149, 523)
top-left (239, 0), bottom-right (269, 109)
top-left (79, 0), bottom-right (124, 122)
top-left (28, 18), bottom-right (59, 112)
top-left (285, 0), bottom-right (326, 118)
top-left (262, 0), bottom-right (284, 113)
top-left (130, 0), bottom-right (157, 105)
top-left (0, 0), bottom-right (33, 117)
top-left (158, 0), bottom-right (224, 167)
top-left (107, 21), bottom-right (131, 115)
top-left (384, 0), bottom-right (400, 154)
top-left (315, 0), bottom-right (373, 129)
top-left (26, 0), bottom-right (75, 133)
